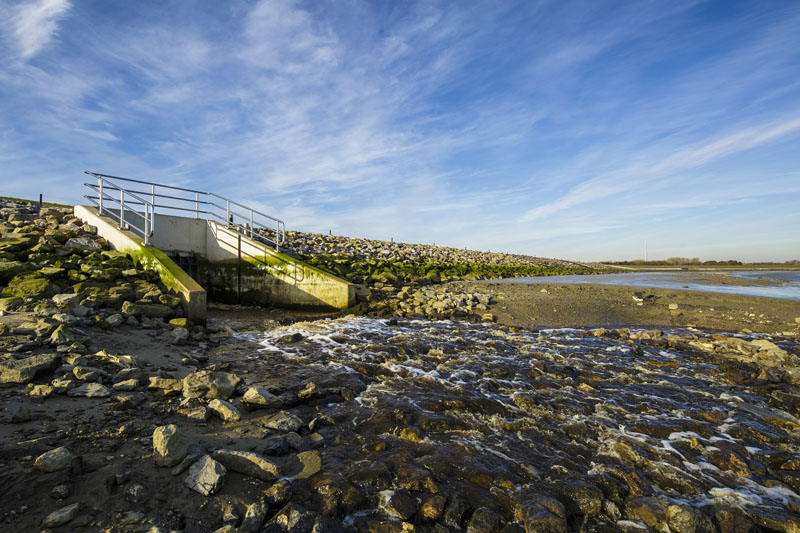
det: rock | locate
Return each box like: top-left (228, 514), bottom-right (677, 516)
top-left (67, 383), bottom-right (111, 397)
top-left (27, 383), bottom-right (54, 397)
top-left (65, 236), bottom-right (102, 250)
top-left (153, 424), bottom-right (189, 467)
top-left (208, 398), bottom-right (242, 422)
top-left (238, 500), bottom-right (268, 533)
top-left (106, 313), bottom-right (124, 327)
top-left (243, 386), bottom-right (282, 408)
top-left (295, 450), bottom-right (322, 479)
top-left (668, 303), bottom-right (679, 310)
top-left (169, 317), bottom-right (189, 327)
top-left (42, 502), bottom-right (80, 528)
top-left (171, 326), bottom-right (190, 345)
top-left (264, 411), bottom-right (304, 432)
top-left (625, 496), bottom-right (668, 530)
top-left (113, 378), bottom-right (139, 391)
top-left (265, 479), bottom-right (293, 506)
top-left (0, 353), bottom-right (61, 384)
top-left (11, 406), bottom-right (32, 423)
top-left (183, 370), bottom-right (241, 399)
top-left (121, 300), bottom-right (173, 319)
top-left (467, 507), bottom-right (502, 533)
top-left (297, 381), bottom-right (323, 400)
top-left (515, 498), bottom-right (568, 533)
top-left (49, 324), bottom-right (75, 345)
top-left (34, 446), bottom-right (74, 472)
top-left (184, 455), bottom-right (226, 496)
top-left (52, 293), bottom-right (82, 307)
top-left (213, 449), bottom-right (280, 481)
top-left (51, 484), bottom-right (71, 499)
top-left (421, 494), bottom-right (447, 520)
top-left (2, 273), bottom-right (55, 298)
top-left (148, 376), bottom-right (184, 393)
top-left (265, 502), bottom-right (317, 532)
top-left (382, 491), bottom-right (417, 520)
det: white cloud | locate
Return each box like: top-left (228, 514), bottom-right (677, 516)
top-left (10, 0), bottom-right (71, 60)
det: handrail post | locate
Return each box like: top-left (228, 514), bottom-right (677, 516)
top-left (195, 192), bottom-right (199, 219)
top-left (226, 200), bottom-right (230, 226)
top-left (151, 184), bottom-right (155, 213)
top-left (119, 189), bottom-right (125, 229)
top-left (98, 178), bottom-right (103, 215)
top-left (249, 210), bottom-right (254, 238)
top-left (144, 203), bottom-right (150, 245)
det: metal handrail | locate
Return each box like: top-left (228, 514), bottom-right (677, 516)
top-left (84, 171), bottom-right (285, 251)
top-left (83, 179), bottom-right (154, 245)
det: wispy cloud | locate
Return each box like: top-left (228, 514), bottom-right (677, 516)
top-left (7, 0), bottom-right (71, 60)
top-left (1, 1), bottom-right (800, 261)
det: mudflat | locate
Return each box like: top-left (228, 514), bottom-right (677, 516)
top-left (458, 280), bottom-right (800, 333)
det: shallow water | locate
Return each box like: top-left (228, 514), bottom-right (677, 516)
top-left (251, 317), bottom-right (800, 528)
top-left (492, 270), bottom-right (800, 300)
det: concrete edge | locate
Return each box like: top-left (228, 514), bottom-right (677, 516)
top-left (74, 205), bottom-right (207, 324)
top-left (208, 220), bottom-right (356, 309)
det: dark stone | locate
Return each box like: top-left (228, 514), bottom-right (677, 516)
top-left (443, 495), bottom-right (471, 528)
top-left (385, 491), bottom-right (416, 521)
top-left (467, 507), bottom-right (502, 533)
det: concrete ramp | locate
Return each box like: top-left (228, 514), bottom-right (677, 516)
top-left (75, 206), bottom-right (355, 317)
top-left (75, 205), bottom-right (207, 324)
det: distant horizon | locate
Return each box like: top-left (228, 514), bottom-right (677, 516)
top-left (2, 1), bottom-right (799, 263)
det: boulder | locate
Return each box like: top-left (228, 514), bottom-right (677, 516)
top-left (183, 370), bottom-right (241, 400)
top-left (34, 446), bottom-right (74, 472)
top-left (264, 411), bottom-right (304, 432)
top-left (65, 237), bottom-right (102, 250)
top-left (243, 386), bottom-right (282, 409)
top-left (238, 501), bottom-right (268, 533)
top-left (212, 449), bottom-right (280, 481)
top-left (184, 455), bottom-right (226, 496)
top-left (153, 424), bottom-right (189, 467)
top-left (294, 450), bottom-right (322, 479)
top-left (67, 383), bottom-right (111, 398)
top-left (208, 398), bottom-right (241, 422)
top-left (1, 273), bottom-right (55, 298)
top-left (42, 502), bottom-right (80, 528)
top-left (0, 353), bottom-right (61, 384)
top-left (49, 325), bottom-right (75, 346)
top-left (121, 300), bottom-right (173, 319)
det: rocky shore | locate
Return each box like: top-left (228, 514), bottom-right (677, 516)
top-left (2, 198), bottom-right (800, 532)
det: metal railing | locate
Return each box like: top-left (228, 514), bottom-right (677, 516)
top-left (84, 174), bottom-right (154, 245)
top-left (83, 171), bottom-right (286, 251)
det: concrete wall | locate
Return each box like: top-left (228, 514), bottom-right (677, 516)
top-left (149, 214), bottom-right (208, 254)
top-left (74, 205), bottom-right (207, 324)
top-left (201, 220), bottom-right (355, 309)
top-left (76, 207), bottom-right (355, 311)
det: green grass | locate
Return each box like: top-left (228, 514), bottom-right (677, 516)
top-left (0, 195), bottom-right (71, 208)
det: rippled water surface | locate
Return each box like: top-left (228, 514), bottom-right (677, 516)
top-left (250, 317), bottom-right (800, 529)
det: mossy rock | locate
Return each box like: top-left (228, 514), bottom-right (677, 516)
top-left (121, 301), bottom-right (173, 319)
top-left (0, 260), bottom-right (28, 284)
top-left (43, 229), bottom-right (74, 244)
top-left (0, 297), bottom-right (23, 311)
top-left (1, 273), bottom-right (56, 298)
top-left (39, 267), bottom-right (66, 279)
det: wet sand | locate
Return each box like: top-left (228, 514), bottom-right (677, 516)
top-left (457, 281), bottom-right (800, 334)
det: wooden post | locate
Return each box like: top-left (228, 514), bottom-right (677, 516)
top-left (237, 234), bottom-right (242, 304)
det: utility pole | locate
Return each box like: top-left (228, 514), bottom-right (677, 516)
top-left (645, 241), bottom-right (648, 262)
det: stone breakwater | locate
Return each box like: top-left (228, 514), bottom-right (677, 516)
top-left (281, 230), bottom-right (598, 269)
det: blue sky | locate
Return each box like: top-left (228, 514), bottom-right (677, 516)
top-left (1, 0), bottom-right (799, 262)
